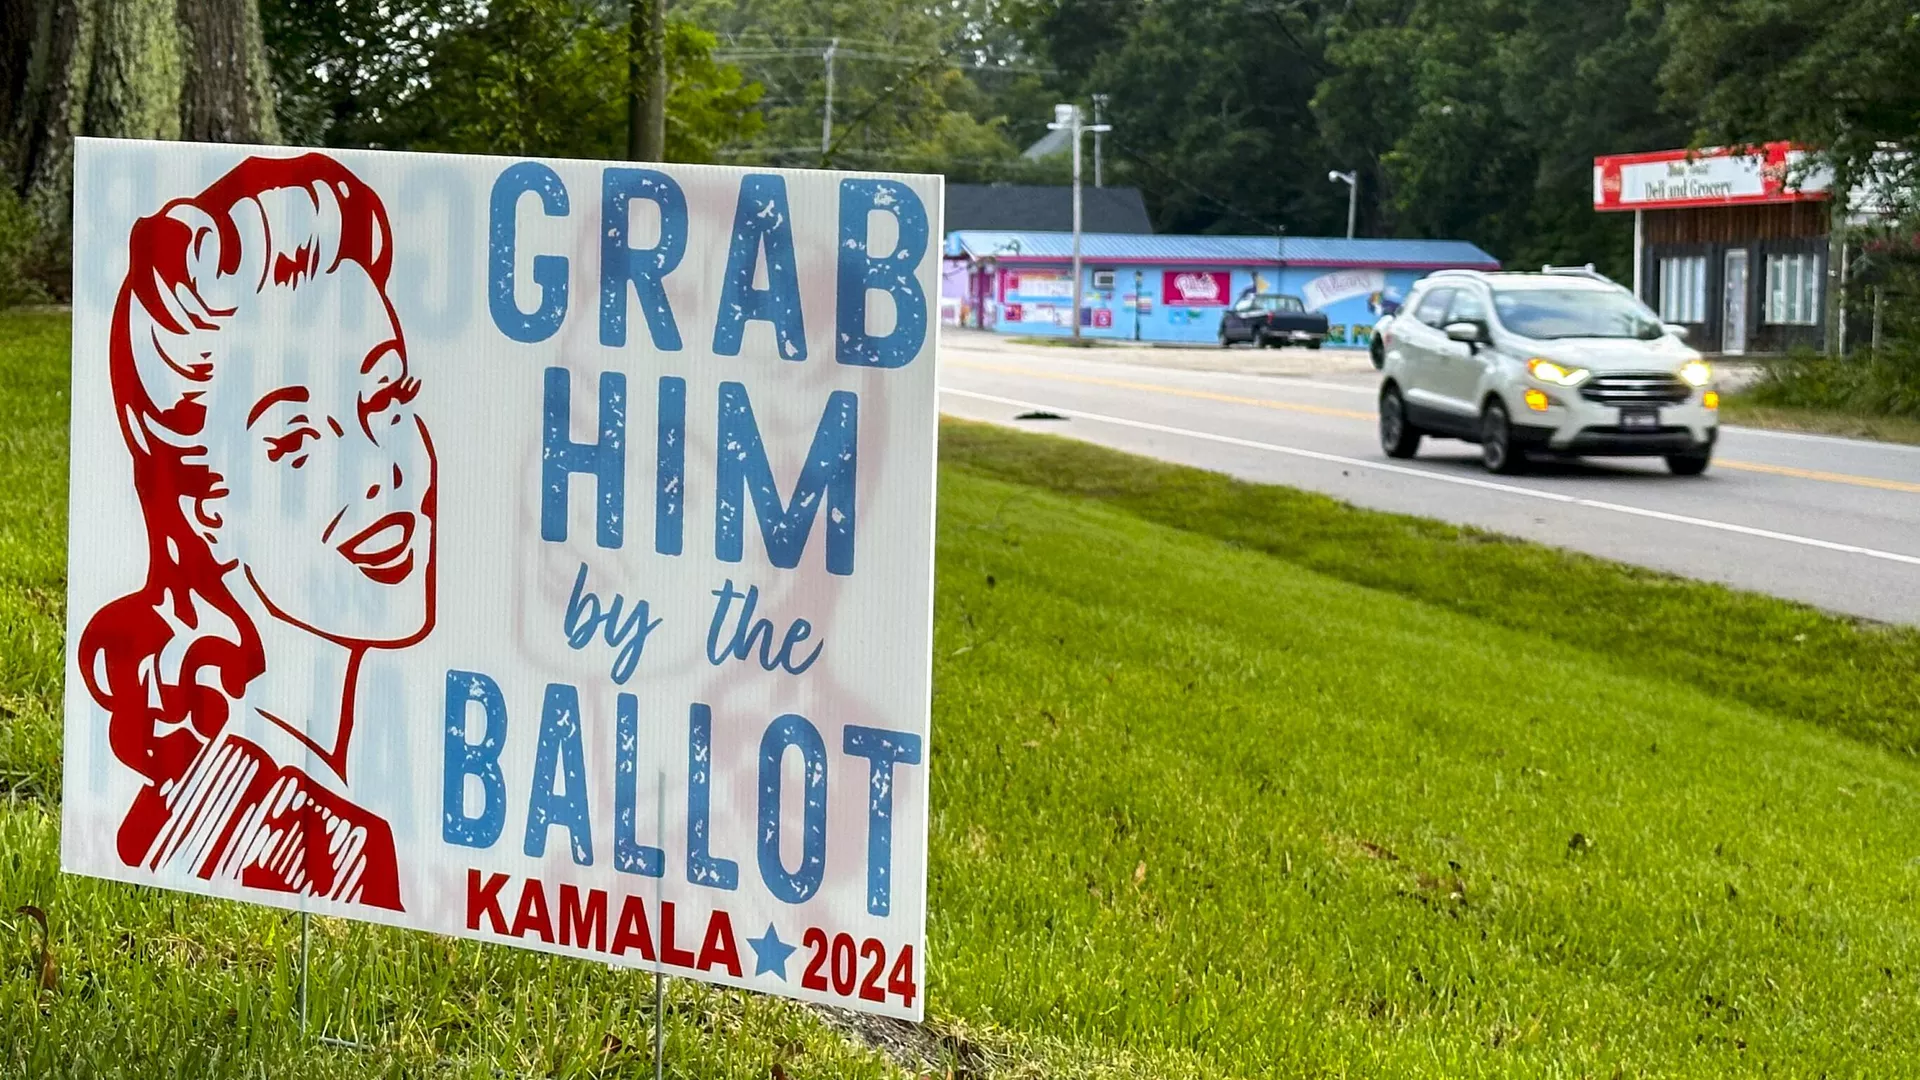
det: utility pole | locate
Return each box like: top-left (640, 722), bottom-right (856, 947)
top-left (1274, 223), bottom-right (1286, 295)
top-left (821, 39), bottom-right (838, 157)
top-left (1091, 93), bottom-right (1108, 188)
top-left (1048, 103), bottom-right (1110, 344)
top-left (627, 0), bottom-right (666, 160)
top-left (1327, 170), bottom-right (1358, 239)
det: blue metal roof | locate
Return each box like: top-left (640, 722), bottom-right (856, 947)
top-left (944, 230), bottom-right (1501, 269)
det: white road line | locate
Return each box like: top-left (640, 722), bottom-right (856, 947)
top-left (1719, 424), bottom-right (1920, 453)
top-left (941, 387), bottom-right (1920, 568)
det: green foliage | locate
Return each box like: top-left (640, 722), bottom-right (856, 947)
top-left (400, 0), bottom-right (625, 159)
top-left (1066, 0), bottom-right (1334, 234)
top-left (1660, 0), bottom-right (1920, 336)
top-left (401, 1), bottom-right (762, 162)
top-left (999, 0), bottom-right (1690, 265)
top-left (1742, 346), bottom-right (1920, 420)
top-left (674, 0), bottom-right (1036, 176)
top-left (260, 0), bottom-right (461, 148)
top-left (662, 23), bottom-right (773, 164)
top-left (1661, 0), bottom-right (1920, 186)
top-left (262, 0), bottom-right (763, 162)
top-left (0, 189), bottom-right (48, 310)
top-left (1315, 0), bottom-right (1687, 270)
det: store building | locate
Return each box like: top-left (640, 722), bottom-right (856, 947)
top-left (943, 231), bottom-right (1501, 348)
top-left (939, 186), bottom-right (1153, 325)
top-left (1593, 142), bottom-right (1834, 355)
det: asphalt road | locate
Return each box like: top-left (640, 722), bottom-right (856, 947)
top-left (938, 332), bottom-right (1920, 626)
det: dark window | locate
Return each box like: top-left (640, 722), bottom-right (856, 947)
top-left (1249, 295), bottom-right (1305, 313)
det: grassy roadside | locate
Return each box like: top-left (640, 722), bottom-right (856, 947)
top-left (941, 420), bottom-right (1920, 758)
top-left (7, 311), bottom-right (1920, 1074)
top-left (1720, 396), bottom-right (1920, 446)
top-left (1722, 346), bottom-right (1920, 445)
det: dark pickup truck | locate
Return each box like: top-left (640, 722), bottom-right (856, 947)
top-left (1217, 293), bottom-right (1329, 349)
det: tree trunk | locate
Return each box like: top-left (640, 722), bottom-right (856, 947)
top-left (177, 0), bottom-right (279, 144)
top-left (2, 0), bottom-right (279, 297)
top-left (626, 0), bottom-right (664, 161)
top-left (0, 0), bottom-right (35, 178)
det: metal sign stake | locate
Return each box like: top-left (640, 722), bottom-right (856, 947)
top-left (654, 971), bottom-right (666, 1080)
top-left (298, 910), bottom-right (311, 1034)
top-left (296, 910), bottom-right (371, 1050)
top-left (655, 770), bottom-right (668, 1080)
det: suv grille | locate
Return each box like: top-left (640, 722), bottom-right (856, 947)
top-left (1578, 373), bottom-right (1692, 406)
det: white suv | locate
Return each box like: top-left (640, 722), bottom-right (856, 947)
top-left (1375, 268), bottom-right (1718, 474)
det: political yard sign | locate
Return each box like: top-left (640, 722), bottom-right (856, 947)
top-left (62, 139), bottom-right (940, 1019)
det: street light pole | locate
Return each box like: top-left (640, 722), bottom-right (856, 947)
top-left (1328, 170), bottom-right (1358, 239)
top-left (1091, 93), bottom-right (1108, 188)
top-left (1049, 103), bottom-right (1111, 344)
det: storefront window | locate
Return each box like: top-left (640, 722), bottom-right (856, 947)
top-left (1658, 256), bottom-right (1705, 323)
top-left (1765, 253), bottom-right (1820, 325)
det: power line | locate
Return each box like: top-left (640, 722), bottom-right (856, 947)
top-left (713, 47), bottom-right (1056, 75)
top-left (713, 145), bottom-right (1050, 169)
top-left (1108, 136), bottom-right (1289, 235)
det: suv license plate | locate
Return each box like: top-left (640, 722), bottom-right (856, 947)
top-left (1620, 409), bottom-right (1660, 430)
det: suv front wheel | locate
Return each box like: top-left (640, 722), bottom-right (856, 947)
top-left (1379, 384), bottom-right (1422, 459)
top-left (1666, 448), bottom-right (1712, 476)
top-left (1480, 399), bottom-right (1525, 474)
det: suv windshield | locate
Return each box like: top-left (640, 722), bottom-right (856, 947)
top-left (1492, 287), bottom-right (1663, 340)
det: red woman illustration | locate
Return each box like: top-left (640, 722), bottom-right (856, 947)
top-left (79, 154), bottom-right (435, 911)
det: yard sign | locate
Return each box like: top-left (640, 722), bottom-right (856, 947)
top-left (62, 139), bottom-right (940, 1020)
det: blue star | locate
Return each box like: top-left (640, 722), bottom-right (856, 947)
top-left (748, 924), bottom-right (796, 980)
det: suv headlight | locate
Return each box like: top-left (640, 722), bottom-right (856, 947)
top-left (1679, 360), bottom-right (1712, 387)
top-left (1527, 358), bottom-right (1590, 387)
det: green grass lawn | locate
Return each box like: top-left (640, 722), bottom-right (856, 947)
top-left (7, 310), bottom-right (1920, 1075)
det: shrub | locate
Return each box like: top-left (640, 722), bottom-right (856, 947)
top-left (1742, 343), bottom-right (1920, 419)
top-left (0, 187), bottom-right (49, 309)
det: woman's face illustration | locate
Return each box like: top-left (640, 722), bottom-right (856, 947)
top-left (199, 263), bottom-right (435, 645)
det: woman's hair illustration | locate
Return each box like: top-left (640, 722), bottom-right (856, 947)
top-left (79, 155), bottom-right (396, 853)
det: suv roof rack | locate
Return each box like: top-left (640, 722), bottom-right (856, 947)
top-left (1427, 268), bottom-right (1487, 280)
top-left (1539, 263), bottom-right (1617, 285)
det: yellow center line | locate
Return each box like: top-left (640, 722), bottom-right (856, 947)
top-left (948, 358), bottom-right (1920, 496)
top-left (1713, 458), bottom-right (1920, 495)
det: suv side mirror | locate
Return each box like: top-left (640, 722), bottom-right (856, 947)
top-left (1444, 320), bottom-right (1487, 345)
top-left (1663, 323), bottom-right (1690, 341)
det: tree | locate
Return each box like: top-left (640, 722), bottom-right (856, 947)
top-left (397, 0), bottom-right (762, 162)
top-left (676, 0), bottom-right (1033, 173)
top-left (264, 0), bottom-right (763, 163)
top-left (1322, 0), bottom-right (1684, 272)
top-left (628, 0), bottom-right (665, 159)
top-left (1075, 0), bottom-right (1337, 235)
top-left (259, 0), bottom-right (462, 148)
top-left (2, 0), bottom-right (280, 298)
top-left (1662, 0), bottom-right (1920, 190)
top-left (1008, 0), bottom-right (1688, 269)
top-left (1662, 0), bottom-right (1920, 349)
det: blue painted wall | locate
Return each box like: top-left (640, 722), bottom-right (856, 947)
top-left (989, 264), bottom-right (1431, 348)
